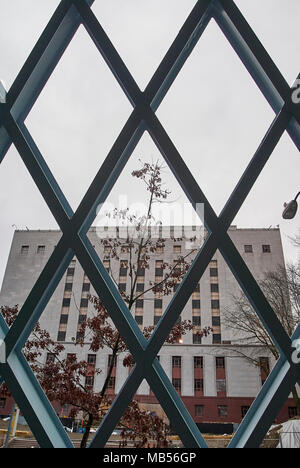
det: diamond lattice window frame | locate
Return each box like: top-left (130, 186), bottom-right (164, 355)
top-left (0, 0), bottom-right (299, 448)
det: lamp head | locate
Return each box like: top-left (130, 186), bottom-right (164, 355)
top-left (282, 199), bottom-right (298, 219)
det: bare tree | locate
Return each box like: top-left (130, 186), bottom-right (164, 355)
top-left (289, 230), bottom-right (300, 249)
top-left (223, 263), bottom-right (300, 415)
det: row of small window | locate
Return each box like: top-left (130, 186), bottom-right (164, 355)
top-left (135, 314), bottom-right (220, 329)
top-left (194, 405), bottom-right (243, 418)
top-left (47, 352), bottom-right (97, 365)
top-left (20, 245), bottom-right (46, 254)
top-left (61, 297), bottom-right (89, 309)
top-left (133, 299), bottom-right (218, 311)
top-left (171, 356), bottom-right (225, 368)
top-left (196, 405), bottom-right (296, 419)
top-left (60, 328), bottom-right (223, 345)
top-left (85, 377), bottom-right (223, 394)
top-left (119, 283), bottom-right (217, 295)
top-left (116, 244), bottom-right (185, 256)
top-left (244, 244), bottom-right (271, 253)
top-left (20, 243), bottom-right (272, 257)
top-left (172, 378), bottom-right (204, 392)
top-left (172, 378), bottom-right (226, 393)
top-left (46, 353), bottom-right (224, 370)
top-left (120, 261), bottom-right (219, 279)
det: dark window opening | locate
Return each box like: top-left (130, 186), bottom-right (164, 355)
top-left (172, 356), bottom-right (181, 368)
top-left (212, 316), bottom-right (221, 326)
top-left (210, 283), bottom-right (219, 293)
top-left (60, 314), bottom-right (68, 324)
top-left (194, 356), bottom-right (203, 368)
top-left (57, 331), bottom-right (66, 342)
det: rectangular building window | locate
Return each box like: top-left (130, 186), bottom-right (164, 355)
top-left (212, 316), bottom-right (221, 326)
top-left (118, 282), bottom-right (126, 292)
top-left (262, 244), bottom-right (271, 253)
top-left (213, 334), bottom-right (221, 344)
top-left (154, 315), bottom-right (161, 325)
top-left (192, 300), bottom-right (200, 309)
top-left (155, 267), bottom-right (164, 277)
top-left (67, 267), bottom-right (75, 276)
top-left (194, 356), bottom-right (203, 368)
top-left (87, 354), bottom-right (96, 365)
top-left (210, 283), bottom-right (219, 293)
top-left (244, 244), bottom-right (253, 253)
top-left (62, 298), bottom-right (71, 307)
top-left (21, 245), bottom-right (29, 254)
top-left (107, 376), bottom-right (116, 390)
top-left (119, 260), bottom-right (128, 276)
top-left (37, 245), bottom-right (45, 254)
top-left (135, 315), bottom-right (143, 325)
top-left (0, 398), bottom-right (6, 409)
top-left (211, 300), bottom-right (220, 309)
top-left (46, 353), bottom-right (55, 363)
top-left (135, 299), bottom-right (144, 309)
top-left (216, 357), bottom-right (225, 368)
top-left (288, 407), bottom-right (297, 419)
top-left (210, 268), bottom-right (218, 277)
top-left (57, 331), bottom-right (66, 342)
top-left (192, 316), bottom-right (201, 326)
top-left (60, 314), bottom-right (68, 324)
top-left (194, 379), bottom-right (204, 392)
top-left (137, 265), bottom-right (145, 276)
top-left (85, 376), bottom-right (94, 388)
top-left (136, 283), bottom-right (144, 292)
top-left (173, 245), bottom-right (181, 254)
top-left (82, 282), bottom-right (90, 292)
top-left (218, 405), bottom-right (228, 417)
top-left (65, 283), bottom-right (73, 291)
top-left (172, 378), bottom-right (181, 392)
top-left (193, 333), bottom-right (202, 345)
top-left (172, 356), bottom-right (181, 368)
top-left (195, 405), bottom-right (204, 417)
top-left (216, 379), bottom-right (226, 393)
top-left (80, 298), bottom-right (88, 308)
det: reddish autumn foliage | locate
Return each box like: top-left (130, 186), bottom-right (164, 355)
top-left (0, 161), bottom-right (212, 448)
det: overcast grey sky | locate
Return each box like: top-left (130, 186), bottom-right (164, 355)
top-left (0, 0), bottom-right (299, 287)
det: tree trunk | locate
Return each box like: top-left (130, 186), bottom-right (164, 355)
top-left (291, 386), bottom-right (300, 417)
top-left (80, 412), bottom-right (94, 449)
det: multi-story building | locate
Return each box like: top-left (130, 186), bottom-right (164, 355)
top-left (0, 226), bottom-right (297, 432)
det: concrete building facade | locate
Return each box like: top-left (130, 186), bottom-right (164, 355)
top-left (0, 226), bottom-right (297, 430)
